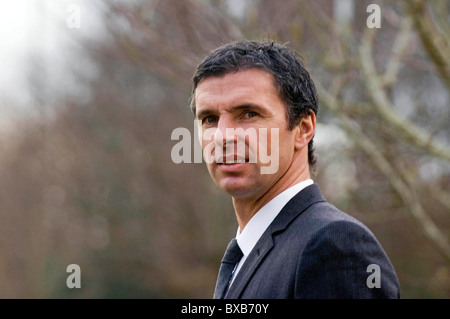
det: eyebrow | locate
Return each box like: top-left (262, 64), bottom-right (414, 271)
top-left (196, 103), bottom-right (267, 119)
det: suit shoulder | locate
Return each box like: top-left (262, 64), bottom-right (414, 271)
top-left (291, 200), bottom-right (373, 240)
top-left (293, 203), bottom-right (401, 298)
top-left (277, 200), bottom-right (380, 262)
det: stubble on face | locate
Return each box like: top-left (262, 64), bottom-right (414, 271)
top-left (195, 69), bottom-right (298, 203)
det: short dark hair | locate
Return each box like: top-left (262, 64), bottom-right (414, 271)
top-left (190, 40), bottom-right (319, 169)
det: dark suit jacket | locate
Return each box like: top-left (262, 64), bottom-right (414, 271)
top-left (223, 183), bottom-right (400, 299)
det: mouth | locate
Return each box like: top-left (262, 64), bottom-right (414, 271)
top-left (217, 156), bottom-right (248, 165)
top-left (215, 156), bottom-right (250, 172)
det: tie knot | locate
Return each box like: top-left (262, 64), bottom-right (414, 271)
top-left (222, 238), bottom-right (243, 264)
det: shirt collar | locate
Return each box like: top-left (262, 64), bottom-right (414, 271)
top-left (235, 179), bottom-right (314, 257)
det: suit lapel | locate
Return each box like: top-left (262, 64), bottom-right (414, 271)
top-left (224, 184), bottom-right (326, 299)
top-left (224, 232), bottom-right (274, 299)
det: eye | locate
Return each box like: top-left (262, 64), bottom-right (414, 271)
top-left (244, 111), bottom-right (258, 119)
top-left (202, 116), bottom-right (217, 125)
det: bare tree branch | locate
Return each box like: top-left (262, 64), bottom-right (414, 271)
top-left (381, 18), bottom-right (413, 88)
top-left (407, 0), bottom-right (450, 88)
top-left (316, 80), bottom-right (450, 263)
top-left (359, 28), bottom-right (450, 162)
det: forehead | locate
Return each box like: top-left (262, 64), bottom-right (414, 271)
top-left (194, 68), bottom-right (279, 111)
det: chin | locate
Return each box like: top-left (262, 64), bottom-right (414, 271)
top-left (217, 179), bottom-right (257, 199)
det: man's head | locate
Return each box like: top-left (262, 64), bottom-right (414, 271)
top-left (191, 40), bottom-right (318, 201)
top-left (191, 40), bottom-right (319, 168)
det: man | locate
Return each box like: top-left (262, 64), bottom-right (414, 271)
top-left (190, 40), bottom-right (400, 298)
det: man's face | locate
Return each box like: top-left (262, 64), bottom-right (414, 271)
top-left (194, 68), bottom-right (302, 201)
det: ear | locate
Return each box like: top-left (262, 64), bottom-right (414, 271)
top-left (294, 111), bottom-right (316, 151)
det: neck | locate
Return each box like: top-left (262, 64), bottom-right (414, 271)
top-left (232, 162), bottom-right (310, 231)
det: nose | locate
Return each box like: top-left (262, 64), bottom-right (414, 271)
top-left (214, 116), bottom-right (236, 147)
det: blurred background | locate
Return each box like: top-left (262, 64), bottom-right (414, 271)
top-left (0, 0), bottom-right (448, 298)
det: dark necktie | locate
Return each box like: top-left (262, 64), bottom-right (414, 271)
top-left (213, 238), bottom-right (243, 299)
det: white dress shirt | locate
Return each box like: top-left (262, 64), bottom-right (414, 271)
top-left (230, 179), bottom-right (314, 286)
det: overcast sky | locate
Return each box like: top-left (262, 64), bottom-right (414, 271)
top-left (0, 0), bottom-right (104, 122)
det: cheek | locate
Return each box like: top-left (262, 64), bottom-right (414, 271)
top-left (200, 127), bottom-right (218, 162)
top-left (201, 140), bottom-right (212, 161)
top-left (276, 130), bottom-right (296, 162)
top-left (255, 127), bottom-right (282, 156)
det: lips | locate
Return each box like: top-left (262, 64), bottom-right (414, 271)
top-left (221, 161), bottom-right (245, 165)
top-left (217, 155), bottom-right (248, 164)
